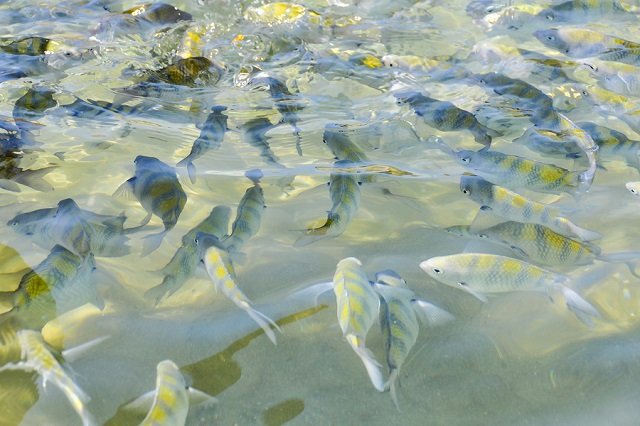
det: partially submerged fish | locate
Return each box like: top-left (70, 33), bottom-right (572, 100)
top-left (145, 206), bottom-right (231, 305)
top-left (241, 117), bottom-right (284, 168)
top-left (533, 28), bottom-right (640, 58)
top-left (196, 232), bottom-right (281, 345)
top-left (0, 37), bottom-right (57, 56)
top-left (459, 174), bottom-right (601, 241)
top-left (0, 330), bottom-right (96, 426)
top-left (332, 257), bottom-right (384, 391)
top-left (420, 253), bottom-right (601, 326)
top-left (114, 156), bottom-right (187, 255)
top-left (177, 106), bottom-right (229, 183)
top-left (122, 3), bottom-right (193, 24)
top-left (322, 126), bottom-right (369, 163)
top-left (395, 90), bottom-right (497, 147)
top-left (125, 359), bottom-right (217, 426)
top-left (222, 170), bottom-right (265, 254)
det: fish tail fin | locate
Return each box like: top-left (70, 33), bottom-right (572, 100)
top-left (412, 300), bottom-right (455, 327)
top-left (554, 217), bottom-right (602, 241)
top-left (176, 157), bottom-right (197, 184)
top-left (558, 284), bottom-right (601, 327)
top-left (244, 305), bottom-right (281, 345)
top-left (347, 338), bottom-right (384, 392)
top-left (141, 230), bottom-right (167, 257)
top-left (143, 275), bottom-right (177, 306)
top-left (14, 167), bottom-right (56, 192)
top-left (386, 369), bottom-right (402, 412)
top-left (599, 252), bottom-right (640, 278)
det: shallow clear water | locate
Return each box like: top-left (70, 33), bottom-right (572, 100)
top-left (2, 0), bottom-right (640, 425)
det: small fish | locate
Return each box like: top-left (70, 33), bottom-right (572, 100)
top-left (125, 360), bottom-right (217, 426)
top-left (322, 126), bottom-right (369, 163)
top-left (122, 3), bottom-right (193, 24)
top-left (296, 161), bottom-right (361, 246)
top-left (177, 106), bottom-right (229, 183)
top-left (196, 232), bottom-right (280, 345)
top-left (0, 150), bottom-right (55, 192)
top-left (145, 206), bottom-right (231, 305)
top-left (447, 144), bottom-right (582, 195)
top-left (249, 74), bottom-right (304, 155)
top-left (395, 90), bottom-right (497, 147)
top-left (0, 330), bottom-right (96, 426)
top-left (4, 245), bottom-right (100, 330)
top-left (533, 28), bottom-right (640, 58)
top-left (242, 117), bottom-right (284, 168)
top-left (0, 37), bottom-right (56, 56)
top-left (459, 174), bottom-right (601, 241)
top-left (114, 156), bottom-right (187, 256)
top-left (332, 257), bottom-right (384, 391)
top-left (580, 60), bottom-right (640, 97)
top-left (578, 122), bottom-right (640, 170)
top-left (536, 0), bottom-right (631, 22)
top-left (420, 253), bottom-right (601, 326)
top-left (222, 170), bottom-right (265, 254)
top-left (12, 87), bottom-right (57, 135)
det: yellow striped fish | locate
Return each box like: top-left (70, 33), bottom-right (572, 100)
top-left (534, 28), bottom-right (640, 58)
top-left (177, 106), bottom-right (229, 184)
top-left (222, 170), bottom-right (265, 254)
top-left (322, 126), bottom-right (369, 163)
top-left (333, 257), bottom-right (384, 392)
top-left (114, 156), bottom-right (187, 256)
top-left (126, 360), bottom-right (217, 426)
top-left (420, 253), bottom-right (601, 325)
top-left (0, 330), bottom-right (96, 426)
top-left (145, 206), bottom-right (231, 305)
top-left (395, 90), bottom-right (497, 147)
top-left (196, 232), bottom-right (280, 345)
top-left (123, 3), bottom-right (192, 24)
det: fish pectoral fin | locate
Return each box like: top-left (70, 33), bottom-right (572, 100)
top-left (350, 344), bottom-right (385, 392)
top-left (112, 177), bottom-right (137, 200)
top-left (556, 285), bottom-right (601, 327)
top-left (412, 299), bottom-right (455, 327)
top-left (61, 335), bottom-right (110, 363)
top-left (123, 389), bottom-right (155, 413)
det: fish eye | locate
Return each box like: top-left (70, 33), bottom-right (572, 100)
top-left (479, 78), bottom-right (486, 84)
top-left (546, 35), bottom-right (555, 41)
top-left (432, 268), bottom-right (443, 274)
top-left (479, 233), bottom-right (488, 239)
top-left (545, 13), bottom-right (554, 20)
top-left (462, 188), bottom-right (470, 195)
top-left (458, 282), bottom-right (467, 287)
top-left (631, 188), bottom-right (638, 194)
top-left (461, 157), bottom-right (470, 163)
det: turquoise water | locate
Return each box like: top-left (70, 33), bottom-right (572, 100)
top-left (2, 0), bottom-right (640, 425)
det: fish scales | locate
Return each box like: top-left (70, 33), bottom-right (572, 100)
top-left (224, 181), bottom-right (265, 252)
top-left (140, 361), bottom-right (189, 426)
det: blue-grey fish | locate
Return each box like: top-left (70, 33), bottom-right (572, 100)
top-left (177, 106), bottom-right (229, 184)
top-left (420, 253), bottom-right (601, 326)
top-left (533, 28), bottom-right (640, 59)
top-left (242, 117), bottom-right (285, 168)
top-left (0, 330), bottom-right (96, 426)
top-left (333, 257), bottom-right (385, 392)
top-left (145, 206), bottom-right (231, 305)
top-left (395, 90), bottom-right (498, 147)
top-left (536, 0), bottom-right (631, 22)
top-left (322, 126), bottom-right (369, 163)
top-left (12, 87), bottom-right (57, 135)
top-left (125, 359), bottom-right (217, 426)
top-left (114, 156), bottom-right (187, 256)
top-left (196, 232), bottom-right (281, 345)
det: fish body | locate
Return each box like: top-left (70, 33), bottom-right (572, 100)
top-left (333, 257), bottom-right (384, 391)
top-left (177, 106), bottom-right (229, 183)
top-left (139, 360), bottom-right (189, 426)
top-left (145, 206), bottom-right (231, 305)
top-left (453, 147), bottom-right (579, 194)
top-left (395, 91), bottom-right (496, 147)
top-left (581, 59), bottom-right (640, 97)
top-left (419, 253), bottom-right (600, 324)
top-left (196, 232), bottom-right (279, 345)
top-left (8, 245), bottom-right (99, 329)
top-left (0, 37), bottom-right (54, 56)
top-left (123, 3), bottom-right (193, 24)
top-left (0, 330), bottom-right (95, 426)
top-left (13, 87), bottom-right (57, 135)
top-left (578, 122), bottom-right (640, 170)
top-left (536, 0), bottom-right (630, 22)
top-left (242, 118), bottom-right (283, 167)
top-left (223, 172), bottom-right (265, 253)
top-left (374, 283), bottom-right (419, 410)
top-left (115, 156), bottom-right (187, 255)
top-left (459, 174), bottom-right (600, 240)
top-left (322, 127), bottom-right (369, 163)
top-left (533, 28), bottom-right (640, 58)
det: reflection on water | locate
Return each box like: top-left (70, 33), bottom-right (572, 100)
top-left (2, 0), bottom-right (640, 424)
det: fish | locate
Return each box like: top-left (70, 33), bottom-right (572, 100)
top-left (471, 72), bottom-right (560, 128)
top-left (533, 28), bottom-right (640, 59)
top-left (145, 206), bottom-right (231, 305)
top-left (195, 232), bottom-right (281, 345)
top-left (626, 181), bottom-right (640, 195)
top-left (373, 275), bottom-right (454, 410)
top-left (0, 37), bottom-right (57, 56)
top-left (322, 126), bottom-right (369, 163)
top-left (0, 330), bottom-right (96, 426)
top-left (222, 170), bottom-right (265, 254)
top-left (580, 60), bottom-right (640, 97)
top-left (578, 122), bottom-right (640, 170)
top-left (445, 143), bottom-right (582, 195)
top-left (3, 245), bottom-right (101, 330)
top-left (122, 3), bottom-right (193, 24)
top-left (114, 156), bottom-right (187, 256)
top-left (536, 0), bottom-right (632, 22)
top-left (0, 148), bottom-right (55, 192)
top-left (448, 221), bottom-right (640, 276)
top-left (177, 106), bottom-right (229, 184)
top-left (249, 74), bottom-right (304, 155)
top-left (459, 174), bottom-right (601, 241)
top-left (394, 90), bottom-right (497, 147)
top-left (296, 160), bottom-right (361, 246)
top-left (8, 198), bottom-right (131, 258)
top-left (12, 87), bottom-right (57, 135)
top-left (241, 117), bottom-right (284, 168)
top-left (332, 257), bottom-right (384, 391)
top-left (419, 253), bottom-right (601, 326)
top-left (125, 360), bottom-right (217, 426)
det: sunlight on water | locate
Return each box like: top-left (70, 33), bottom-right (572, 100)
top-left (2, 0), bottom-right (640, 425)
